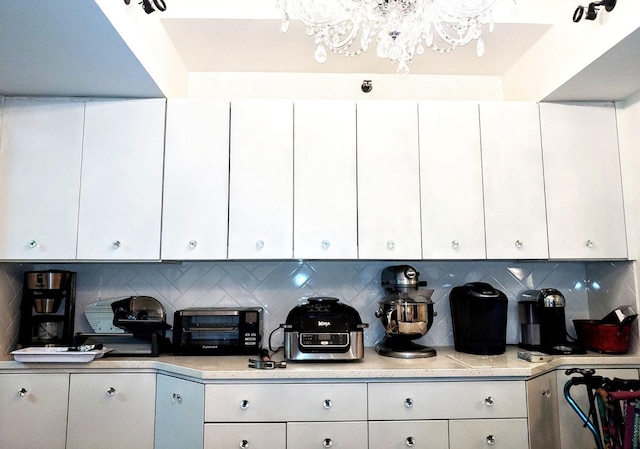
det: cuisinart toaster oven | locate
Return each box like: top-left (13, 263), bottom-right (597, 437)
top-left (173, 307), bottom-right (263, 355)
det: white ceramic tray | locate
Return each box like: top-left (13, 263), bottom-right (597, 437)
top-left (11, 347), bottom-right (112, 363)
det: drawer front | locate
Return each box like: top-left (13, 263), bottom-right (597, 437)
top-left (205, 383), bottom-right (367, 422)
top-left (204, 423), bottom-right (285, 449)
top-left (369, 420), bottom-right (449, 449)
top-left (449, 418), bottom-right (529, 449)
top-left (368, 381), bottom-right (526, 420)
top-left (287, 421), bottom-right (368, 449)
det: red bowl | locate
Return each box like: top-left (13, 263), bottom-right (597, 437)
top-left (573, 319), bottom-right (631, 354)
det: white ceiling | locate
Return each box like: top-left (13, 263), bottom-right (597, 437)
top-left (0, 0), bottom-right (639, 102)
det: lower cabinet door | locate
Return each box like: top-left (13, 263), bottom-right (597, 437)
top-left (155, 374), bottom-right (204, 449)
top-left (449, 419), bottom-right (529, 449)
top-left (287, 421), bottom-right (368, 449)
top-left (369, 420), bottom-right (448, 449)
top-left (0, 373), bottom-right (69, 449)
top-left (204, 423), bottom-right (286, 449)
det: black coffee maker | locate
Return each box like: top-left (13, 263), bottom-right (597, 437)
top-left (518, 288), bottom-right (585, 355)
top-left (17, 270), bottom-right (77, 348)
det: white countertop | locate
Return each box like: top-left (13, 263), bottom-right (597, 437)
top-left (1, 346), bottom-right (639, 381)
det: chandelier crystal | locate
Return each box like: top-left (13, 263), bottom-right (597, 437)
top-left (279, 0), bottom-right (513, 75)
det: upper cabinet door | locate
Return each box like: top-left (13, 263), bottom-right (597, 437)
top-left (357, 101), bottom-right (422, 260)
top-left (540, 102), bottom-right (627, 259)
top-left (0, 98), bottom-right (84, 260)
top-left (480, 102), bottom-right (549, 259)
top-left (162, 99), bottom-right (230, 260)
top-left (228, 100), bottom-right (294, 259)
top-left (419, 101), bottom-right (486, 259)
top-left (294, 100), bottom-right (358, 259)
top-left (77, 99), bottom-right (166, 260)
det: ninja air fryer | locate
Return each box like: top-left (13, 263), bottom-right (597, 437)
top-left (449, 282), bottom-right (508, 355)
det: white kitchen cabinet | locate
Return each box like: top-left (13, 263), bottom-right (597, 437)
top-left (76, 99), bottom-right (166, 260)
top-left (288, 421), bottom-right (368, 449)
top-left (162, 99), bottom-right (230, 260)
top-left (480, 102), bottom-right (549, 259)
top-left (0, 373), bottom-right (70, 449)
top-left (449, 419), bottom-right (529, 449)
top-left (418, 101), bottom-right (486, 259)
top-left (540, 102), bottom-right (627, 259)
top-left (66, 373), bottom-right (156, 449)
top-left (357, 101), bottom-right (422, 259)
top-left (155, 374), bottom-right (204, 449)
top-left (293, 100), bottom-right (358, 259)
top-left (228, 100), bottom-right (293, 259)
top-left (204, 423), bottom-right (286, 449)
top-left (0, 98), bottom-right (84, 260)
top-left (368, 420), bottom-right (449, 449)
top-left (527, 371), bottom-right (560, 449)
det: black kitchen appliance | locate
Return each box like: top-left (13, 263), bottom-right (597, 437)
top-left (449, 282), bottom-right (508, 355)
top-left (375, 265), bottom-right (437, 358)
top-left (17, 270), bottom-right (77, 348)
top-left (283, 297), bottom-right (368, 361)
top-left (173, 307), bottom-right (263, 355)
top-left (75, 295), bottom-right (171, 356)
top-left (518, 288), bottom-right (586, 355)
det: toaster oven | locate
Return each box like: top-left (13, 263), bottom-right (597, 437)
top-left (173, 307), bottom-right (263, 355)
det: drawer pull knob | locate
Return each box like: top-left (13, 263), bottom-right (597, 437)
top-left (484, 396), bottom-right (494, 406)
top-left (106, 387), bottom-right (117, 397)
top-left (322, 240), bottom-right (330, 249)
top-left (240, 399), bottom-right (250, 410)
top-left (586, 239), bottom-right (595, 248)
top-left (404, 397), bottom-right (414, 408)
top-left (542, 389), bottom-right (551, 398)
top-left (256, 240), bottom-right (265, 249)
top-left (387, 240), bottom-right (395, 249)
top-left (515, 239), bottom-right (523, 248)
top-left (486, 435), bottom-right (496, 445)
top-left (172, 393), bottom-right (182, 403)
top-left (239, 439), bottom-right (250, 449)
top-left (188, 240), bottom-right (198, 248)
top-left (405, 436), bottom-right (416, 447)
top-left (451, 240), bottom-right (460, 249)
top-left (27, 240), bottom-right (38, 249)
top-left (17, 388), bottom-right (28, 397)
top-left (323, 399), bottom-right (333, 409)
top-left (323, 438), bottom-right (333, 448)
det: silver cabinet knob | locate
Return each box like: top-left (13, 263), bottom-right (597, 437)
top-left (172, 393), bottom-right (182, 404)
top-left (17, 388), bottom-right (28, 397)
top-left (321, 240), bottom-right (330, 249)
top-left (112, 240), bottom-right (121, 249)
top-left (486, 435), bottom-right (496, 445)
top-left (240, 399), bottom-right (250, 410)
top-left (451, 240), bottom-right (460, 249)
top-left (323, 399), bottom-right (333, 409)
top-left (106, 387), bottom-right (117, 397)
top-left (239, 439), bottom-right (250, 449)
top-left (255, 240), bottom-right (264, 250)
top-left (484, 396), bottom-right (494, 406)
top-left (404, 397), bottom-right (414, 408)
top-left (27, 240), bottom-right (38, 249)
top-left (586, 239), bottom-right (595, 248)
top-left (515, 239), bottom-right (523, 248)
top-left (387, 240), bottom-right (395, 249)
top-left (542, 389), bottom-right (551, 398)
top-left (188, 240), bottom-right (198, 249)
top-left (323, 438), bottom-right (333, 448)
top-left (405, 436), bottom-right (416, 447)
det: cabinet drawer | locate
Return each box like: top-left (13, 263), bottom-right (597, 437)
top-left (288, 421), bottom-right (368, 449)
top-left (205, 383), bottom-right (367, 422)
top-left (369, 420), bottom-right (449, 449)
top-left (368, 381), bottom-right (526, 420)
top-left (449, 418), bottom-right (529, 449)
top-left (204, 423), bottom-right (285, 449)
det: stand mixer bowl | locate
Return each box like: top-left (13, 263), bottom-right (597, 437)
top-left (376, 293), bottom-right (435, 338)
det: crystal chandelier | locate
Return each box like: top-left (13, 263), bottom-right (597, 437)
top-left (279, 0), bottom-right (512, 75)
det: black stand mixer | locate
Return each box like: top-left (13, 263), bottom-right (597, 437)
top-left (374, 265), bottom-right (437, 358)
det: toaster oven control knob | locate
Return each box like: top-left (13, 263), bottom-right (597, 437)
top-left (484, 396), bottom-right (494, 407)
top-left (106, 387), bottom-right (117, 397)
top-left (239, 439), bottom-right (249, 449)
top-left (323, 438), bottom-right (333, 448)
top-left (17, 388), bottom-right (28, 397)
top-left (27, 240), bottom-right (38, 249)
top-left (387, 240), bottom-right (395, 249)
top-left (188, 240), bottom-right (198, 249)
top-left (515, 240), bottom-right (523, 248)
top-left (112, 240), bottom-right (121, 249)
top-left (405, 436), bottom-right (416, 447)
top-left (585, 239), bottom-right (595, 248)
top-left (486, 435), bottom-right (496, 445)
top-left (404, 397), bottom-right (414, 408)
top-left (240, 399), bottom-right (250, 410)
top-left (323, 399), bottom-right (333, 409)
top-left (255, 240), bottom-right (264, 250)
top-left (321, 240), bottom-right (330, 249)
top-left (451, 240), bottom-right (460, 249)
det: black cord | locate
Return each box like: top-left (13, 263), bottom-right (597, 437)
top-left (267, 324), bottom-right (284, 354)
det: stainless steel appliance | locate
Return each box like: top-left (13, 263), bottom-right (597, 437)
top-left (17, 270), bottom-right (76, 348)
top-left (518, 288), bottom-right (585, 354)
top-left (450, 282), bottom-right (508, 355)
top-left (283, 297), bottom-right (368, 361)
top-left (374, 265), bottom-right (437, 358)
top-left (173, 307), bottom-right (263, 355)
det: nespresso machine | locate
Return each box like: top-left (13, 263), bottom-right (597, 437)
top-left (518, 288), bottom-right (585, 355)
top-left (17, 270), bottom-right (77, 348)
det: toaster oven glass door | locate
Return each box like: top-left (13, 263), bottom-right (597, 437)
top-left (181, 314), bottom-right (240, 346)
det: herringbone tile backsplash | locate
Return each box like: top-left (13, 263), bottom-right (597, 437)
top-left (0, 260), bottom-right (636, 354)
